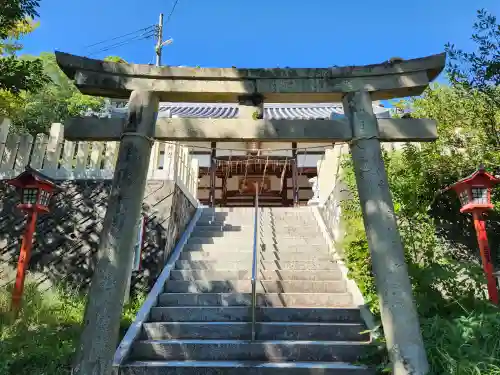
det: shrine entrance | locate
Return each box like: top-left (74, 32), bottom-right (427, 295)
top-left (198, 155), bottom-right (318, 207)
top-left (196, 147), bottom-right (323, 207)
top-left (55, 50), bottom-right (446, 374)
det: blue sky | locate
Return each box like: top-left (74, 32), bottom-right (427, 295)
top-left (20, 0), bottom-right (500, 75)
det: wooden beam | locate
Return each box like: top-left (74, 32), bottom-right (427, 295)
top-left (281, 174), bottom-right (288, 207)
top-left (292, 144), bottom-right (299, 207)
top-left (222, 172), bottom-right (228, 206)
top-left (55, 51), bottom-right (446, 102)
top-left (64, 117), bottom-right (438, 142)
top-left (209, 142), bottom-right (216, 207)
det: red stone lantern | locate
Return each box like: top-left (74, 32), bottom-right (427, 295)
top-left (447, 165), bottom-right (500, 304)
top-left (6, 167), bottom-right (60, 315)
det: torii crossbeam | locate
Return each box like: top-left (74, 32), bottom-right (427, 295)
top-left (56, 51), bottom-right (446, 375)
top-left (56, 51), bottom-right (444, 142)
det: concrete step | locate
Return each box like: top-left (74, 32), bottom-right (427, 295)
top-left (184, 243), bottom-right (328, 252)
top-left (185, 238), bottom-right (326, 246)
top-left (192, 228), bottom-right (322, 235)
top-left (197, 214), bottom-right (318, 221)
top-left (141, 322), bottom-right (369, 341)
top-left (164, 280), bottom-right (346, 294)
top-left (194, 224), bottom-right (249, 231)
top-left (187, 237), bottom-right (326, 245)
top-left (169, 270), bottom-right (342, 281)
top-left (196, 219), bottom-right (254, 225)
top-left (198, 216), bottom-right (316, 222)
top-left (129, 340), bottom-right (369, 362)
top-left (189, 233), bottom-right (323, 240)
top-left (158, 293), bottom-right (354, 307)
top-left (192, 227), bottom-right (322, 236)
top-left (149, 307), bottom-right (361, 323)
top-left (178, 251), bottom-right (333, 262)
top-left (190, 231), bottom-right (255, 238)
top-left (194, 221), bottom-right (319, 228)
top-left (200, 210), bottom-right (255, 215)
top-left (264, 220), bottom-right (317, 223)
top-left (120, 361), bottom-right (374, 375)
top-left (175, 260), bottom-right (339, 271)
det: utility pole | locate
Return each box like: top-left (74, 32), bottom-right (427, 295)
top-left (155, 13), bottom-right (164, 66)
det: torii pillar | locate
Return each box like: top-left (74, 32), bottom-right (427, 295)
top-left (343, 91), bottom-right (428, 374)
top-left (71, 90), bottom-right (159, 375)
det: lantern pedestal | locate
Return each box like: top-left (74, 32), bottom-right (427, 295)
top-left (11, 211), bottom-right (38, 316)
top-left (472, 211), bottom-right (499, 304)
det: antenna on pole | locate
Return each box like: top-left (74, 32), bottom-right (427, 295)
top-left (155, 13), bottom-right (174, 67)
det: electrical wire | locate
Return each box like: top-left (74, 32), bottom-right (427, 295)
top-left (84, 25), bottom-right (156, 50)
top-left (87, 30), bottom-right (157, 57)
top-left (166, 0), bottom-right (181, 24)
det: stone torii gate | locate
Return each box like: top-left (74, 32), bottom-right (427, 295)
top-left (55, 51), bottom-right (445, 375)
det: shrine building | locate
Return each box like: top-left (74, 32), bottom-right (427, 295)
top-left (109, 102), bottom-right (392, 207)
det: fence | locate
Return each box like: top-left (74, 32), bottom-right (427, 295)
top-left (0, 120), bottom-right (199, 200)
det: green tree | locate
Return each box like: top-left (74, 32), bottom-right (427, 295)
top-left (340, 13), bottom-right (500, 372)
top-left (103, 56), bottom-right (128, 63)
top-left (342, 83), bottom-right (500, 374)
top-left (6, 53), bottom-right (106, 134)
top-left (445, 9), bottom-right (500, 148)
top-left (0, 0), bottom-right (40, 39)
top-left (0, 1), bottom-right (48, 93)
top-left (446, 9), bottom-right (500, 90)
top-left (2, 52), bottom-right (128, 135)
top-left (0, 18), bottom-right (39, 55)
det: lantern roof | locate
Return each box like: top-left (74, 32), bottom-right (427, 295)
top-left (448, 165), bottom-right (500, 190)
top-left (6, 166), bottom-right (60, 190)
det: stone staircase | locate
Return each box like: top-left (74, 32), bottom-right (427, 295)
top-left (118, 207), bottom-right (374, 374)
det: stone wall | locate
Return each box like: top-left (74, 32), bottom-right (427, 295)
top-left (0, 180), bottom-right (196, 295)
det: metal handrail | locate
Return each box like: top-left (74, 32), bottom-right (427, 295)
top-left (250, 185), bottom-right (260, 341)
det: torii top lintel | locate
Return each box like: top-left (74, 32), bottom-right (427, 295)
top-left (54, 52), bottom-right (446, 103)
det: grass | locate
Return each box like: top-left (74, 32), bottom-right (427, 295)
top-left (422, 306), bottom-right (500, 375)
top-left (0, 282), bottom-right (144, 375)
top-left (343, 232), bottom-right (500, 374)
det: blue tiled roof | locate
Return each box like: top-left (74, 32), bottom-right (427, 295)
top-left (108, 102), bottom-right (392, 120)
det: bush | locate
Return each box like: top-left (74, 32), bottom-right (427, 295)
top-left (0, 283), bottom-right (144, 375)
top-left (422, 308), bottom-right (500, 374)
top-left (339, 141), bottom-right (500, 374)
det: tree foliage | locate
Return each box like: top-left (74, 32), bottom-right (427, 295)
top-left (0, 18), bottom-right (39, 55)
top-left (0, 0), bottom-right (39, 39)
top-left (446, 9), bottom-right (500, 90)
top-left (2, 53), bottom-right (106, 134)
top-left (340, 10), bottom-right (500, 374)
top-left (103, 56), bottom-right (128, 64)
top-left (0, 1), bottom-right (48, 94)
top-left (446, 9), bottom-right (500, 148)
top-left (342, 84), bottom-right (500, 374)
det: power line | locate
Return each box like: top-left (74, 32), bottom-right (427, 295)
top-left (84, 25), bottom-right (156, 50)
top-left (87, 30), bottom-right (157, 57)
top-left (166, 0), bottom-right (181, 24)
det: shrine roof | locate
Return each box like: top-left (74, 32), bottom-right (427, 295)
top-left (109, 102), bottom-right (392, 120)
